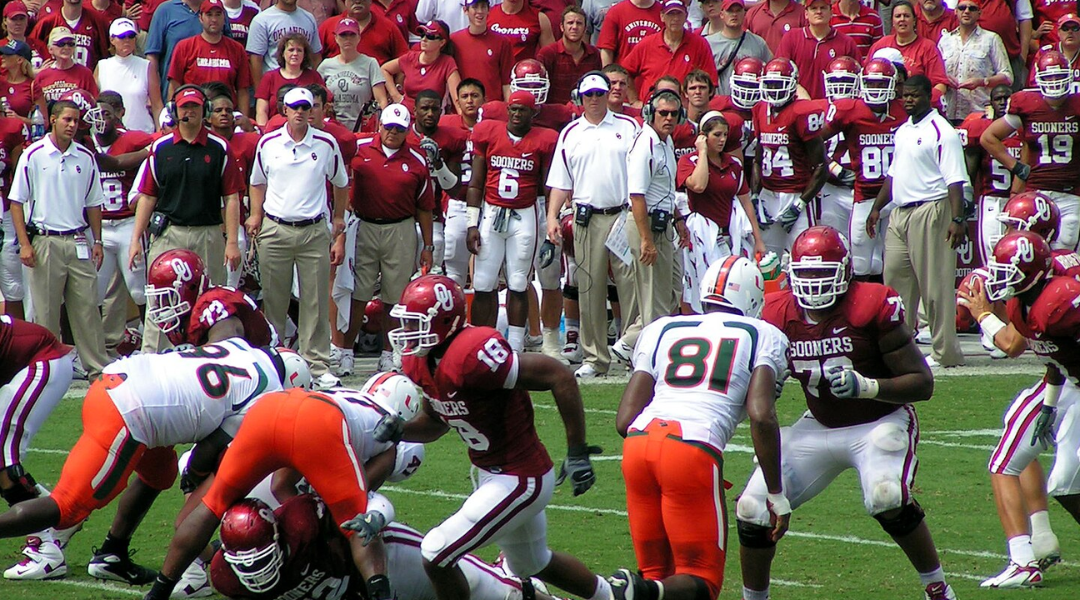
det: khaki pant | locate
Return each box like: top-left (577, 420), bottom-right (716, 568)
top-left (884, 201), bottom-right (964, 367)
top-left (352, 218), bottom-right (416, 305)
top-left (27, 236), bottom-right (108, 377)
top-left (142, 224), bottom-right (226, 353)
top-left (573, 209), bottom-right (638, 374)
top-left (623, 221), bottom-right (675, 350)
top-left (257, 219), bottom-right (332, 377)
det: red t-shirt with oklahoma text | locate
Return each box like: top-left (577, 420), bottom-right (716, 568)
top-left (167, 34), bottom-right (253, 93)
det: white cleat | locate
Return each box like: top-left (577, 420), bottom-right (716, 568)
top-left (172, 560), bottom-right (212, 598)
top-left (334, 351), bottom-right (355, 377)
top-left (377, 350), bottom-right (398, 373)
top-left (561, 341), bottom-right (583, 364)
top-left (574, 363), bottom-right (605, 380)
top-left (1033, 531), bottom-right (1062, 571)
top-left (980, 562), bottom-right (1043, 588)
top-left (609, 339), bottom-right (633, 366)
top-left (4, 536), bottom-right (68, 580)
top-left (312, 372), bottom-right (342, 390)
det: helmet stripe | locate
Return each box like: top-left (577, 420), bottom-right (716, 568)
top-left (711, 255), bottom-right (740, 300)
top-left (365, 372), bottom-right (396, 391)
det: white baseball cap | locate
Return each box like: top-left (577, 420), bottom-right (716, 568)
top-left (109, 18), bottom-right (137, 37)
top-left (283, 87), bottom-right (314, 108)
top-left (872, 47), bottom-right (904, 67)
top-left (578, 73), bottom-right (610, 94)
top-left (381, 103), bottom-right (411, 128)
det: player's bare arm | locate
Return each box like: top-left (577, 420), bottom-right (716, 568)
top-left (802, 135), bottom-right (829, 204)
top-left (465, 152), bottom-right (487, 255)
top-left (866, 176), bottom-right (892, 239)
top-left (205, 317), bottom-right (245, 343)
top-left (745, 364), bottom-right (788, 541)
top-left (515, 353), bottom-right (587, 448)
top-left (128, 193), bottom-right (159, 268)
top-left (181, 427), bottom-right (233, 495)
top-left (980, 117), bottom-right (1023, 172)
top-left (868, 323), bottom-right (935, 404)
top-left (615, 371), bottom-right (654, 438)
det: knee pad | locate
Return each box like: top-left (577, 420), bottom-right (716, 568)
top-left (735, 493), bottom-right (771, 527)
top-left (868, 478), bottom-right (904, 514)
top-left (873, 501), bottom-right (925, 537)
top-left (607, 284), bottom-right (619, 304)
top-left (420, 528), bottom-right (449, 564)
top-left (869, 422), bottom-right (908, 453)
top-left (562, 284), bottom-right (578, 302)
top-left (1, 464), bottom-right (40, 506)
top-left (736, 520), bottom-right (777, 549)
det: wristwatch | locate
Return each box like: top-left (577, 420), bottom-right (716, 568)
top-left (423, 245), bottom-right (435, 251)
top-left (951, 216), bottom-right (965, 225)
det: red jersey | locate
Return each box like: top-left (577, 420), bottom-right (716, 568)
top-left (186, 286), bottom-right (275, 347)
top-left (914, 4), bottom-right (957, 43)
top-left (668, 121), bottom-right (698, 160)
top-left (867, 35), bottom-right (950, 89)
top-left (401, 326), bottom-right (554, 475)
top-left (167, 35), bottom-right (253, 94)
top-left (957, 111), bottom-right (1021, 199)
top-left (224, 1), bottom-right (261, 48)
top-left (471, 120), bottom-right (558, 209)
top-left (224, 131), bottom-right (261, 189)
top-left (824, 97), bottom-right (905, 202)
top-left (0, 315), bottom-right (71, 386)
top-left (100, 129), bottom-right (155, 220)
top-left (752, 99), bottom-right (825, 193)
top-left (596, 0), bottom-right (662, 62)
top-left (350, 135), bottom-right (435, 220)
top-left (0, 117), bottom-right (26, 209)
top-left (407, 124), bottom-right (469, 200)
top-left (318, 12), bottom-right (408, 64)
top-left (210, 494), bottom-right (360, 600)
top-left (1006, 90), bottom-right (1080, 194)
top-left (479, 100), bottom-right (574, 132)
top-left (707, 94), bottom-right (755, 156)
top-left (489, 2), bottom-right (544, 62)
top-left (1028, 44), bottom-right (1080, 94)
top-left (1006, 276), bottom-right (1080, 383)
top-left (676, 152), bottom-right (748, 229)
top-left (371, 0), bottom-right (420, 42)
top-left (450, 29), bottom-right (515, 103)
top-left (31, 64), bottom-right (98, 103)
top-left (1052, 249), bottom-right (1080, 278)
top-left (439, 113), bottom-right (477, 198)
top-left (761, 282), bottom-right (907, 428)
top-left (30, 11), bottom-right (110, 70)
top-left (0, 79), bottom-right (35, 119)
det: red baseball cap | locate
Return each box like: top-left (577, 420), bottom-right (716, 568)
top-left (507, 90), bottom-right (536, 109)
top-left (201, 0), bottom-right (225, 13)
top-left (3, 1), bottom-right (28, 18)
top-left (1058, 13), bottom-right (1080, 29)
top-left (418, 20), bottom-right (449, 39)
top-left (336, 17), bottom-right (361, 35)
top-left (720, 0), bottom-right (744, 10)
top-left (176, 87), bottom-right (206, 107)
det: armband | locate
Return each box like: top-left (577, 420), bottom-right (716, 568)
top-left (466, 206), bottom-right (481, 228)
top-left (978, 312), bottom-right (1007, 341)
top-left (434, 163), bottom-right (457, 190)
top-left (828, 161), bottom-right (844, 178)
top-left (1044, 382), bottom-right (1062, 409)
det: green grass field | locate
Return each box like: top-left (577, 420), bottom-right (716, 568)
top-left (1, 373), bottom-right (1078, 599)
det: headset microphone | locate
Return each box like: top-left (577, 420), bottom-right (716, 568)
top-left (180, 117), bottom-right (191, 122)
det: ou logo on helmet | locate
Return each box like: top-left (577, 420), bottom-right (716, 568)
top-left (169, 258), bottom-right (193, 287)
top-left (433, 283), bottom-right (454, 311)
top-left (1034, 196), bottom-right (1053, 221)
top-left (258, 506), bottom-right (276, 524)
top-left (1013, 237), bottom-right (1035, 264)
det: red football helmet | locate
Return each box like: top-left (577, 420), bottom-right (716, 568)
top-left (58, 88), bottom-right (105, 135)
top-left (998, 192), bottom-right (1061, 242)
top-left (730, 56), bottom-right (765, 110)
top-left (145, 249), bottom-right (208, 343)
top-left (559, 213), bottom-right (574, 258)
top-left (510, 59), bottom-right (550, 104)
top-left (788, 226), bottom-right (853, 309)
top-left (1034, 50), bottom-right (1073, 99)
top-left (861, 58), bottom-right (898, 105)
top-left (824, 56), bottom-right (861, 101)
top-left (986, 230), bottom-right (1053, 301)
top-left (362, 297), bottom-right (385, 335)
top-left (761, 58), bottom-right (798, 107)
top-left (116, 327), bottom-right (143, 357)
top-left (220, 499), bottom-right (284, 594)
top-left (955, 268), bottom-right (989, 332)
top-left (388, 275), bottom-right (466, 355)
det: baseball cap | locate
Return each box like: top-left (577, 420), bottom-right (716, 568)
top-left (719, 0), bottom-right (744, 9)
top-left (461, 0), bottom-right (490, 6)
top-left (1058, 13), bottom-right (1080, 29)
top-left (283, 87), bottom-right (314, 108)
top-left (175, 87), bottom-right (205, 107)
top-left (0, 39), bottom-right (32, 62)
top-left (578, 72), bottom-right (609, 94)
top-left (806, 0), bottom-right (830, 6)
top-left (109, 18), bottom-right (138, 37)
top-left (418, 20), bottom-right (449, 38)
top-left (201, 0), bottom-right (225, 12)
top-left (508, 90), bottom-right (536, 109)
top-left (872, 47), bottom-right (905, 67)
top-left (662, 0), bottom-right (687, 14)
top-left (335, 17), bottom-right (361, 36)
top-left (381, 103), bottom-right (411, 128)
top-left (3, 1), bottom-right (28, 18)
top-left (48, 27), bottom-right (75, 45)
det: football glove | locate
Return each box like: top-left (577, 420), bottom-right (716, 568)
top-left (777, 200), bottom-right (806, 233)
top-left (752, 194), bottom-right (773, 228)
top-left (825, 365), bottom-right (879, 399)
top-left (538, 239), bottom-right (557, 269)
top-left (419, 137), bottom-right (441, 169)
top-left (556, 444), bottom-right (602, 496)
top-left (1030, 405), bottom-right (1057, 449)
top-left (340, 510), bottom-right (387, 546)
top-left (837, 167), bottom-right (856, 188)
top-left (178, 468), bottom-right (207, 495)
top-left (373, 414), bottom-right (405, 444)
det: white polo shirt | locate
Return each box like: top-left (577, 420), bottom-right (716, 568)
top-left (547, 109), bottom-right (640, 210)
top-left (251, 125), bottom-right (349, 221)
top-left (888, 109), bottom-right (969, 207)
top-left (626, 124), bottom-right (677, 213)
top-left (9, 135), bottom-right (104, 231)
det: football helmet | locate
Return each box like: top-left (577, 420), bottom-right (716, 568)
top-left (274, 347), bottom-right (311, 389)
top-left (730, 56), bottom-right (765, 110)
top-left (388, 275), bottom-right (466, 356)
top-left (362, 298), bottom-right (384, 335)
top-left (788, 226), bottom-right (853, 310)
top-left (861, 58), bottom-right (898, 105)
top-left (360, 372), bottom-right (422, 421)
top-left (560, 213), bottom-right (574, 258)
top-left (220, 499), bottom-right (284, 594)
top-left (998, 192), bottom-right (1061, 242)
top-left (760, 58), bottom-right (798, 107)
top-left (58, 88), bottom-right (106, 135)
top-left (824, 56), bottom-right (861, 101)
top-left (1034, 50), bottom-right (1073, 99)
top-left (510, 59), bottom-right (550, 104)
top-left (985, 231), bottom-right (1053, 301)
top-left (145, 249), bottom-right (208, 341)
top-left (699, 255), bottom-right (766, 318)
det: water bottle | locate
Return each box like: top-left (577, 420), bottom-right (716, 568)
top-left (0, 97), bottom-right (9, 117)
top-left (30, 106), bottom-right (44, 142)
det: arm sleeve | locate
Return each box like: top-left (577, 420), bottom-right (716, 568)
top-left (989, 32), bottom-right (1012, 80)
top-left (307, 16), bottom-right (322, 54)
top-left (249, 142), bottom-right (268, 186)
top-left (546, 129), bottom-right (574, 191)
top-left (166, 40), bottom-right (187, 82)
top-left (631, 320), bottom-right (663, 376)
top-left (675, 153), bottom-right (695, 189)
top-left (939, 123), bottom-right (970, 186)
top-left (329, 140), bottom-right (349, 188)
top-left (774, 30), bottom-right (794, 60)
top-left (596, 8), bottom-right (619, 51)
top-left (144, 6), bottom-right (167, 56)
top-left (84, 164), bottom-right (105, 208)
top-left (221, 154), bottom-right (244, 196)
top-left (1015, 0), bottom-right (1033, 21)
top-left (872, 286), bottom-right (907, 334)
top-left (245, 15), bottom-right (267, 56)
top-left (137, 150), bottom-right (161, 196)
top-left (626, 133), bottom-right (653, 196)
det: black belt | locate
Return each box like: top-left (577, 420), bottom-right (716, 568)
top-left (31, 225), bottom-right (83, 236)
top-left (591, 205), bottom-right (626, 215)
top-left (267, 214), bottom-right (324, 227)
top-left (364, 216), bottom-right (411, 225)
top-left (898, 199), bottom-right (939, 209)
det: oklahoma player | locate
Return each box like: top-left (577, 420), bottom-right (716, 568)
top-left (373, 274), bottom-right (611, 600)
top-left (479, 59), bottom-right (575, 131)
top-left (466, 91), bottom-right (557, 352)
top-left (739, 226), bottom-right (957, 600)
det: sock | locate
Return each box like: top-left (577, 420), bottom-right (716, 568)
top-left (1007, 535), bottom-right (1036, 566)
top-left (588, 576), bottom-right (611, 600)
top-left (542, 328), bottom-right (560, 347)
top-left (565, 319), bottom-right (580, 343)
top-left (507, 325), bottom-right (526, 352)
top-left (743, 587), bottom-right (769, 600)
top-left (1030, 510), bottom-right (1052, 537)
top-left (99, 533), bottom-right (129, 557)
top-left (918, 566), bottom-right (945, 587)
top-left (367, 574), bottom-right (392, 600)
top-left (147, 573), bottom-right (178, 600)
top-left (655, 581), bottom-right (665, 600)
top-left (643, 580), bottom-right (661, 600)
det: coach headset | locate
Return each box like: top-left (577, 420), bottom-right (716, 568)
top-left (166, 84), bottom-right (211, 124)
top-left (569, 70), bottom-right (610, 106)
top-left (641, 88), bottom-right (687, 125)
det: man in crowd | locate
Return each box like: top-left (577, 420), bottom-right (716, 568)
top-left (745, 0), bottom-right (807, 52)
top-left (597, 0), bottom-right (662, 66)
top-left (536, 5), bottom-right (602, 105)
top-left (702, 0), bottom-right (772, 97)
top-left (831, 0), bottom-right (885, 58)
top-left (167, 0), bottom-right (252, 116)
top-left (450, 0), bottom-right (514, 103)
top-left (622, 0), bottom-right (717, 101)
top-left (776, 0), bottom-right (862, 100)
top-left (439, 78), bottom-right (485, 287)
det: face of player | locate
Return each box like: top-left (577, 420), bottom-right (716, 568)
top-left (52, 107), bottom-right (79, 144)
top-left (210, 97), bottom-right (235, 131)
top-left (50, 38), bottom-right (75, 62)
top-left (651, 98), bottom-right (680, 137)
top-left (685, 79), bottom-right (711, 109)
top-left (607, 72), bottom-right (629, 106)
top-left (562, 12), bottom-right (585, 43)
top-left (901, 83), bottom-right (930, 117)
top-left (97, 101), bottom-right (120, 136)
top-left (347, 0), bottom-right (372, 20)
top-left (954, 1), bottom-right (980, 26)
top-left (662, 10), bottom-right (687, 33)
top-left (283, 41), bottom-right (305, 69)
top-left (990, 87), bottom-right (1011, 118)
top-left (4, 14), bottom-right (28, 37)
top-left (415, 97), bottom-right (442, 130)
top-left (806, 0), bottom-right (830, 26)
top-left (466, 2), bottom-right (490, 29)
top-left (892, 4), bottom-right (915, 38)
top-left (703, 123), bottom-right (729, 154)
top-left (336, 30), bottom-right (359, 53)
top-left (506, 102), bottom-right (534, 132)
top-left (381, 123), bottom-right (407, 148)
top-left (201, 8), bottom-right (226, 35)
top-left (456, 85), bottom-right (484, 117)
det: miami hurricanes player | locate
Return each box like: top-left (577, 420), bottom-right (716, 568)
top-left (466, 91), bottom-right (558, 353)
top-left (960, 231), bottom-right (1080, 588)
top-left (373, 274), bottom-right (611, 600)
top-left (479, 59), bottom-right (575, 131)
top-left (981, 50), bottom-right (1080, 251)
top-left (819, 57), bottom-right (907, 279)
top-left (740, 226), bottom-right (957, 600)
top-left (751, 58), bottom-right (828, 256)
top-left (611, 256), bottom-right (789, 600)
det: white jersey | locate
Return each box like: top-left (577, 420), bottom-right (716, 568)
top-left (319, 388), bottom-right (398, 465)
top-left (104, 338), bottom-right (282, 447)
top-left (629, 313), bottom-right (789, 451)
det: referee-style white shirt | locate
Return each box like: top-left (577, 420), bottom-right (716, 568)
top-left (626, 124), bottom-right (678, 213)
top-left (9, 135), bottom-right (104, 231)
top-left (547, 109), bottom-right (640, 210)
top-left (251, 125), bottom-right (349, 221)
top-left (888, 109), bottom-right (969, 207)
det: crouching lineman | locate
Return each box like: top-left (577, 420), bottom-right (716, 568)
top-left (740, 226), bottom-right (957, 600)
top-left (610, 256), bottom-right (789, 600)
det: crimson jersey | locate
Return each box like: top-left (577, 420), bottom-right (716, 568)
top-left (0, 117), bottom-right (27, 210)
top-left (31, 64), bottom-right (98, 103)
top-left (957, 112), bottom-right (1022, 199)
top-left (752, 99), bottom-right (825, 193)
top-left (30, 12), bottom-right (109, 69)
top-left (824, 98), bottom-right (905, 203)
top-left (210, 494), bottom-right (360, 600)
top-left (470, 120), bottom-right (557, 210)
top-left (1006, 90), bottom-right (1080, 193)
top-left (761, 282), bottom-right (908, 428)
top-left (438, 114), bottom-right (476, 199)
top-left (479, 101), bottom-right (574, 132)
top-left (1006, 276), bottom-right (1080, 384)
top-left (0, 316), bottom-right (71, 386)
top-left (400, 326), bottom-right (554, 475)
top-left (1052, 249), bottom-right (1080, 278)
top-left (707, 95), bottom-right (755, 156)
top-left (100, 129), bottom-right (155, 220)
top-left (185, 286), bottom-right (275, 347)
top-left (488, 2), bottom-right (544, 62)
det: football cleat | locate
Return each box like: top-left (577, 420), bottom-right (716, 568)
top-left (609, 339), bottom-right (633, 366)
top-left (4, 536), bottom-right (67, 580)
top-left (525, 333), bottom-right (543, 352)
top-left (924, 581), bottom-right (958, 599)
top-left (1032, 530), bottom-right (1062, 571)
top-left (172, 560), bottom-right (213, 598)
top-left (312, 372), bottom-right (342, 390)
top-left (980, 562), bottom-right (1042, 588)
top-left (561, 341), bottom-right (583, 364)
top-left (377, 350), bottom-right (397, 373)
top-left (87, 548), bottom-right (156, 585)
top-left (574, 363), bottom-right (605, 379)
top-left (609, 568), bottom-right (650, 600)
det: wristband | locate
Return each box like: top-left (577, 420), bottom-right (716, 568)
top-left (860, 377), bottom-right (880, 399)
top-left (978, 312), bottom-right (1007, 341)
top-left (1044, 382), bottom-right (1062, 409)
top-left (466, 206), bottom-right (481, 228)
top-left (828, 161), bottom-right (843, 178)
top-left (767, 492), bottom-right (791, 515)
top-left (434, 163), bottom-right (457, 190)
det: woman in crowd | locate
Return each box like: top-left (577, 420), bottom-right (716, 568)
top-left (868, 0), bottom-right (950, 97)
top-left (316, 16), bottom-right (389, 132)
top-left (94, 17), bottom-right (160, 133)
top-left (0, 40), bottom-right (36, 123)
top-left (380, 20), bottom-right (459, 109)
top-left (0, 1), bottom-right (47, 72)
top-left (255, 32), bottom-right (325, 126)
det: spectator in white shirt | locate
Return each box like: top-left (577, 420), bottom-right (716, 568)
top-left (938, 1), bottom-right (1012, 121)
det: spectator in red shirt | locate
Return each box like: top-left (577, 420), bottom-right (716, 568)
top-left (29, 0), bottom-right (110, 70)
top-left (831, 0), bottom-right (884, 57)
top-left (381, 20), bottom-right (459, 108)
top-left (914, 0), bottom-right (958, 43)
top-left (1027, 13), bottom-right (1080, 88)
top-left (597, 0), bottom-right (662, 66)
top-left (537, 5), bottom-right (602, 104)
top-left (776, 0), bottom-right (862, 99)
top-left (371, 0), bottom-right (419, 42)
top-left (868, 1), bottom-right (950, 95)
top-left (1, 2), bottom-right (48, 73)
top-left (977, 0), bottom-right (1032, 72)
top-left (450, 0), bottom-right (514, 101)
top-left (1031, 0), bottom-right (1074, 49)
top-left (622, 0), bottom-right (718, 100)
top-left (489, 0), bottom-right (556, 62)
top-left (85, 0), bottom-right (124, 23)
top-left (319, 0), bottom-right (408, 64)
top-left (254, 33), bottom-right (326, 126)
top-left (0, 40), bottom-right (37, 123)
top-left (745, 0), bottom-right (809, 53)
top-left (167, 0), bottom-right (253, 115)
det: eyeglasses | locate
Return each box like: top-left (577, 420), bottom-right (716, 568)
top-left (955, 4), bottom-right (980, 10)
top-left (657, 109), bottom-right (680, 117)
top-left (382, 124), bottom-right (407, 132)
top-left (1063, 23), bottom-right (1080, 31)
top-left (582, 90), bottom-right (606, 98)
top-left (54, 41), bottom-right (75, 47)
top-left (287, 103), bottom-right (312, 111)
top-left (113, 32), bottom-right (137, 40)
top-left (421, 33), bottom-right (444, 41)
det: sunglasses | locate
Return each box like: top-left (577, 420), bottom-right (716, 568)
top-left (955, 4), bottom-right (979, 10)
top-left (382, 124), bottom-right (407, 132)
top-left (113, 32), bottom-right (137, 40)
top-left (1063, 23), bottom-right (1080, 31)
top-left (54, 40), bottom-right (76, 47)
top-left (657, 109), bottom-right (680, 118)
top-left (287, 103), bottom-right (312, 111)
top-left (421, 33), bottom-right (444, 41)
top-left (582, 90), bottom-right (606, 98)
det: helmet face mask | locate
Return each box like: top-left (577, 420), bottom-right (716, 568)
top-left (761, 58), bottom-right (798, 107)
top-left (860, 58), bottom-right (897, 106)
top-left (220, 499), bottom-right (285, 594)
top-left (824, 57), bottom-right (861, 101)
top-left (985, 231), bottom-right (1052, 302)
top-left (730, 57), bottom-right (764, 110)
top-left (510, 59), bottom-right (550, 104)
top-left (789, 226), bottom-right (852, 310)
top-left (145, 249), bottom-right (208, 342)
top-left (388, 275), bottom-right (466, 356)
top-left (1035, 51), bottom-right (1073, 99)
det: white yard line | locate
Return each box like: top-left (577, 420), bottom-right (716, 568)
top-left (42, 578), bottom-right (144, 596)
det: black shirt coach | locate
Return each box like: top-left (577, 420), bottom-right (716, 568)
top-left (137, 127), bottom-right (243, 226)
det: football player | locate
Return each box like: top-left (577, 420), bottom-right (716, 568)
top-left (480, 59), bottom-right (575, 131)
top-left (751, 58), bottom-right (829, 256)
top-left (373, 274), bottom-right (611, 600)
top-left (981, 50), bottom-right (1080, 252)
top-left (708, 56), bottom-right (762, 255)
top-left (439, 78), bottom-right (487, 288)
top-left (466, 91), bottom-right (558, 353)
top-left (611, 256), bottom-right (789, 600)
top-left (740, 226), bottom-right (957, 600)
top-left (410, 89), bottom-right (469, 271)
top-left (814, 56), bottom-right (860, 239)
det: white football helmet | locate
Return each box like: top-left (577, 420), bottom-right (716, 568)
top-left (700, 256), bottom-right (765, 318)
top-left (360, 372), bottom-right (422, 421)
top-left (275, 348), bottom-right (311, 390)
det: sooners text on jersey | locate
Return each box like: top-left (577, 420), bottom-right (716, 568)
top-left (752, 99), bottom-right (825, 194)
top-left (1007, 91), bottom-right (1080, 193)
top-left (470, 120), bottom-right (558, 210)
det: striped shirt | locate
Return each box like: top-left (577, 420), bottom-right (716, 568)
top-left (830, 1), bottom-right (884, 57)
